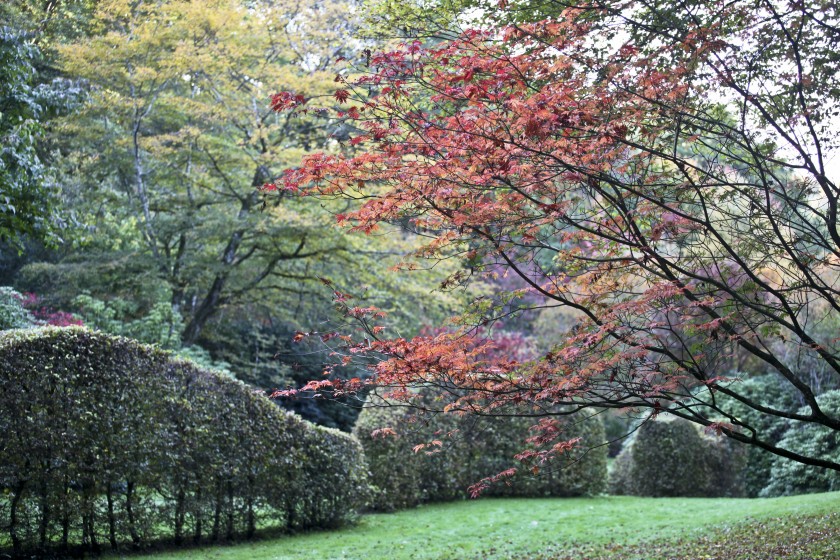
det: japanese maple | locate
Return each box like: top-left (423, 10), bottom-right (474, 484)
top-left (270, 0), bottom-right (840, 475)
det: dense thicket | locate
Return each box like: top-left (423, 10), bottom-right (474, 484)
top-left (354, 395), bottom-right (607, 511)
top-left (609, 416), bottom-right (747, 498)
top-left (0, 327), bottom-right (368, 557)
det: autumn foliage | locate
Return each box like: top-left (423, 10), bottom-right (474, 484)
top-left (270, 0), bottom-right (840, 476)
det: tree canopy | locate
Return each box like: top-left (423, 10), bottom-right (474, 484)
top-left (272, 0), bottom-right (840, 475)
top-left (0, 0), bottom-right (468, 431)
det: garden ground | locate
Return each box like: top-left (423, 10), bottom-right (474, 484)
top-left (125, 491), bottom-right (840, 560)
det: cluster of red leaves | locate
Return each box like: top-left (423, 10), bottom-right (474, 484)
top-left (21, 293), bottom-right (84, 327)
top-left (269, 91), bottom-right (307, 112)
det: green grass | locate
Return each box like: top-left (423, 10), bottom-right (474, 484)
top-left (122, 492), bottom-right (840, 560)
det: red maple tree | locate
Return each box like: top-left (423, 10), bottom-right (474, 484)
top-left (270, 1), bottom-right (840, 474)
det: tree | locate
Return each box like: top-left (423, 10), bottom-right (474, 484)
top-left (47, 0), bottom-right (355, 344)
top-left (0, 26), bottom-right (71, 251)
top-left (273, 0), bottom-right (840, 475)
top-left (32, 0), bottom-right (457, 352)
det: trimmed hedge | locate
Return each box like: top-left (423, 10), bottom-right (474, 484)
top-left (609, 415), bottom-right (747, 497)
top-left (0, 327), bottom-right (368, 557)
top-left (354, 395), bottom-right (607, 511)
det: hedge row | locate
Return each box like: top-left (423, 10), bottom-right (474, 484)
top-left (0, 327), bottom-right (368, 557)
top-left (354, 394), bottom-right (607, 511)
top-left (609, 415), bottom-right (747, 497)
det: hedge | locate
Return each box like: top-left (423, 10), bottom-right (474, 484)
top-left (0, 327), bottom-right (368, 557)
top-left (354, 393), bottom-right (607, 511)
top-left (608, 415), bottom-right (747, 497)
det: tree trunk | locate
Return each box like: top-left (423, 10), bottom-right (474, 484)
top-left (225, 481), bottom-right (235, 540)
top-left (174, 484), bottom-right (186, 545)
top-left (9, 479), bottom-right (26, 554)
top-left (193, 485), bottom-right (203, 544)
top-left (107, 483), bottom-right (117, 549)
top-left (125, 480), bottom-right (141, 546)
top-left (39, 477), bottom-right (50, 549)
top-left (180, 166), bottom-right (267, 345)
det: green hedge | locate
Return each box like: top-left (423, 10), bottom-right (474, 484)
top-left (354, 395), bottom-right (607, 511)
top-left (0, 327), bottom-right (368, 557)
top-left (608, 415), bottom-right (747, 497)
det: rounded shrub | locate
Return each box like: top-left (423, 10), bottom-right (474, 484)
top-left (0, 327), bottom-right (368, 557)
top-left (354, 394), bottom-right (607, 511)
top-left (609, 415), bottom-right (746, 497)
top-left (761, 390), bottom-right (840, 496)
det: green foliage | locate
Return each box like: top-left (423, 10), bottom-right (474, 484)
top-left (609, 416), bottom-right (747, 497)
top-left (9, 0), bottom-right (465, 429)
top-left (0, 327), bottom-right (368, 556)
top-left (0, 286), bottom-right (34, 329)
top-left (0, 28), bottom-right (58, 250)
top-left (0, 1), bottom-right (97, 44)
top-left (715, 374), bottom-right (799, 497)
top-left (359, 0), bottom-right (563, 39)
top-left (762, 390), bottom-right (840, 497)
top-left (354, 395), bottom-right (607, 511)
top-left (73, 293), bottom-right (184, 349)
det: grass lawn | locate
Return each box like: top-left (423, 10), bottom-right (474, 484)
top-left (123, 491), bottom-right (840, 560)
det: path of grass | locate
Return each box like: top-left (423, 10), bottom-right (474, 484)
top-left (128, 492), bottom-right (840, 560)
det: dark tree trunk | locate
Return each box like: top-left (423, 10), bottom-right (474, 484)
top-left (107, 483), bottom-right (117, 549)
top-left (125, 480), bottom-right (141, 546)
top-left (9, 479), bottom-right (26, 554)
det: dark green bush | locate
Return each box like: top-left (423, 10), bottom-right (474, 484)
top-left (762, 390), bottom-right (840, 496)
top-left (0, 327), bottom-right (368, 557)
top-left (608, 415), bottom-right (747, 497)
top-left (354, 395), bottom-right (607, 511)
top-left (714, 374), bottom-right (799, 497)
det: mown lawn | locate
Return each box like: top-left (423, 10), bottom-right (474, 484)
top-left (125, 492), bottom-right (840, 560)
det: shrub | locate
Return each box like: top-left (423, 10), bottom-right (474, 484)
top-left (0, 327), bottom-right (368, 557)
top-left (762, 390), bottom-right (840, 496)
top-left (0, 286), bottom-right (34, 329)
top-left (715, 374), bottom-right (799, 497)
top-left (609, 415), bottom-right (746, 497)
top-left (354, 394), bottom-right (607, 511)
